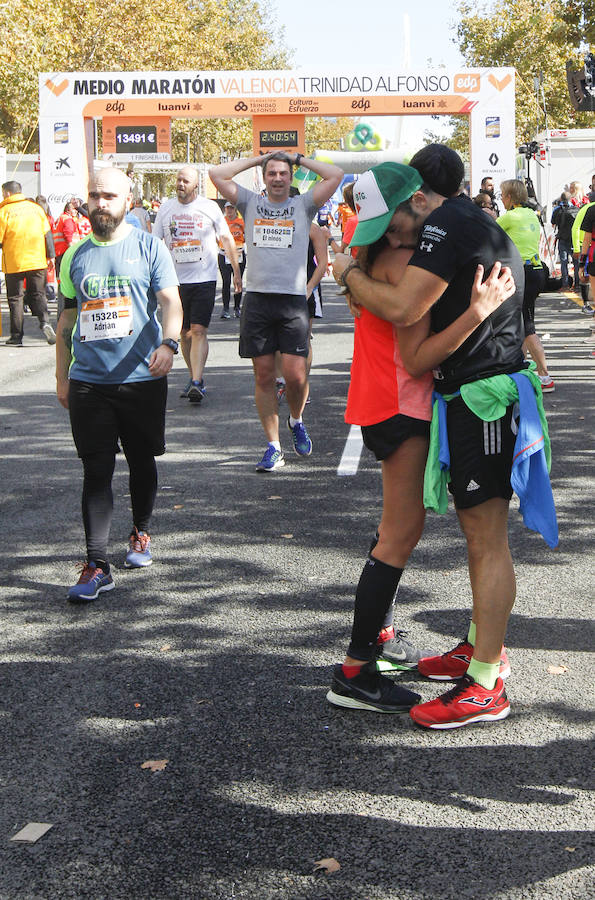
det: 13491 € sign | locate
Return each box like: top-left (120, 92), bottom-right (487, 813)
top-left (115, 125), bottom-right (157, 151)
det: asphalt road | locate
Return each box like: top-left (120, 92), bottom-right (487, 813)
top-left (0, 279), bottom-right (593, 899)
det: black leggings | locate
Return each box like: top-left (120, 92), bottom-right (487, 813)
top-left (218, 254), bottom-right (246, 310)
top-left (81, 449), bottom-right (157, 566)
top-left (522, 264), bottom-right (546, 337)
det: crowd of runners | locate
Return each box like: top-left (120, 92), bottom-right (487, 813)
top-left (2, 141), bottom-right (566, 731)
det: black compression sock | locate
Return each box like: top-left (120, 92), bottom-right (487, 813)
top-left (348, 555), bottom-right (404, 660)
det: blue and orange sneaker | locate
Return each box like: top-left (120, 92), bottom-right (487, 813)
top-left (125, 529), bottom-right (152, 568)
top-left (68, 562), bottom-right (115, 603)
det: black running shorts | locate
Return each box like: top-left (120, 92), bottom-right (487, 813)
top-left (361, 414), bottom-right (430, 461)
top-left (69, 377), bottom-right (168, 459)
top-left (179, 281), bottom-right (216, 330)
top-left (239, 291), bottom-right (310, 358)
top-left (307, 285), bottom-right (323, 320)
top-left (446, 395), bottom-right (515, 509)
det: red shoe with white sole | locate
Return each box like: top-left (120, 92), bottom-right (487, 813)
top-left (417, 639), bottom-right (510, 681)
top-left (410, 674), bottom-right (510, 730)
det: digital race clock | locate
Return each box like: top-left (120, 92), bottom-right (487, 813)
top-left (259, 130), bottom-right (299, 147)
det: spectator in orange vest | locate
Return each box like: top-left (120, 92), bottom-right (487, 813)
top-left (0, 180), bottom-right (56, 345)
top-left (53, 199), bottom-right (84, 277)
top-left (218, 201), bottom-right (246, 318)
top-left (53, 199), bottom-right (87, 317)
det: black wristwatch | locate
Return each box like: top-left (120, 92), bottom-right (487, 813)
top-left (161, 338), bottom-right (179, 354)
top-left (294, 153), bottom-right (303, 167)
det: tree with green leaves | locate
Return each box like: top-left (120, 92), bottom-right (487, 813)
top-left (424, 2), bottom-right (595, 155)
top-left (0, 0), bottom-right (290, 154)
top-left (455, 0), bottom-right (595, 143)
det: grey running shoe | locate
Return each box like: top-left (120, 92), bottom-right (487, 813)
top-left (380, 630), bottom-right (435, 670)
top-left (180, 378), bottom-right (192, 398)
top-left (42, 323), bottom-right (56, 344)
top-left (327, 661), bottom-right (421, 713)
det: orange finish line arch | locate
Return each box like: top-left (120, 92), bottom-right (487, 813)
top-left (39, 68), bottom-right (515, 210)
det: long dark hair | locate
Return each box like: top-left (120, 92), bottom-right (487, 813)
top-left (357, 235), bottom-right (388, 275)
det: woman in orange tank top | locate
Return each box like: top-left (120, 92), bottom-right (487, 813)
top-left (327, 161), bottom-right (509, 712)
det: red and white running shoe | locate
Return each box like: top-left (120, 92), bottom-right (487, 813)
top-left (410, 674), bottom-right (510, 730)
top-left (417, 639), bottom-right (510, 681)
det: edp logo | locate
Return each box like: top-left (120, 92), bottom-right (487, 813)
top-left (454, 74), bottom-right (480, 92)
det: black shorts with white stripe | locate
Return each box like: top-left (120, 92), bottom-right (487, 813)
top-left (446, 395), bottom-right (515, 509)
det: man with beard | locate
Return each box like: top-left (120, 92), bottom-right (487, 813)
top-left (153, 166), bottom-right (240, 402)
top-left (480, 176), bottom-right (500, 217)
top-left (55, 167), bottom-right (182, 602)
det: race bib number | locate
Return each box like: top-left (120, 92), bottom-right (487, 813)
top-left (79, 296), bottom-right (133, 341)
top-left (253, 219), bottom-right (294, 249)
top-left (172, 239), bottom-right (202, 263)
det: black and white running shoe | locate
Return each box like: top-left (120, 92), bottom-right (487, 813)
top-left (326, 661), bottom-right (421, 713)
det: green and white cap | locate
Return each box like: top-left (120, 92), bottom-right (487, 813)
top-left (349, 162), bottom-right (423, 248)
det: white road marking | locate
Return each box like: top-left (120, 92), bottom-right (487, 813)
top-left (337, 425), bottom-right (364, 476)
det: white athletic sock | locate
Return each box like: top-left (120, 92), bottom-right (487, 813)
top-left (289, 415), bottom-right (302, 427)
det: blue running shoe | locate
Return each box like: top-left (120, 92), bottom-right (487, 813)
top-left (68, 562), bottom-right (115, 603)
top-left (188, 380), bottom-right (206, 403)
top-left (125, 529), bottom-right (152, 568)
top-left (255, 444), bottom-right (285, 472)
top-left (179, 378), bottom-right (193, 398)
top-left (287, 416), bottom-right (312, 456)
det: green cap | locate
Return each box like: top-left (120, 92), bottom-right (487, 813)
top-left (349, 162), bottom-right (423, 248)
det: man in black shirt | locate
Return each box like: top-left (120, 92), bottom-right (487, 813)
top-left (333, 145), bottom-right (531, 730)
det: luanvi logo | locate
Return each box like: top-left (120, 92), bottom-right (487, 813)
top-left (45, 78), bottom-right (69, 96)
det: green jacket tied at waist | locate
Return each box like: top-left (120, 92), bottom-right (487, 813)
top-left (424, 365), bottom-right (551, 514)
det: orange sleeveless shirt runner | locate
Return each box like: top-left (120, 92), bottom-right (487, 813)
top-left (345, 308), bottom-right (433, 427)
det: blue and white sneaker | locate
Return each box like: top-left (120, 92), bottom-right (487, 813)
top-left (255, 444), bottom-right (285, 472)
top-left (125, 529), bottom-right (152, 568)
top-left (188, 380), bottom-right (206, 403)
top-left (68, 562), bottom-right (115, 603)
top-left (287, 416), bottom-right (312, 456)
top-left (179, 378), bottom-right (192, 398)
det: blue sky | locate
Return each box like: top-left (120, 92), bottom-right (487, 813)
top-left (271, 0), bottom-right (466, 147)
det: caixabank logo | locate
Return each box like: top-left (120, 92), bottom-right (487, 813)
top-left (454, 74), bottom-right (481, 93)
